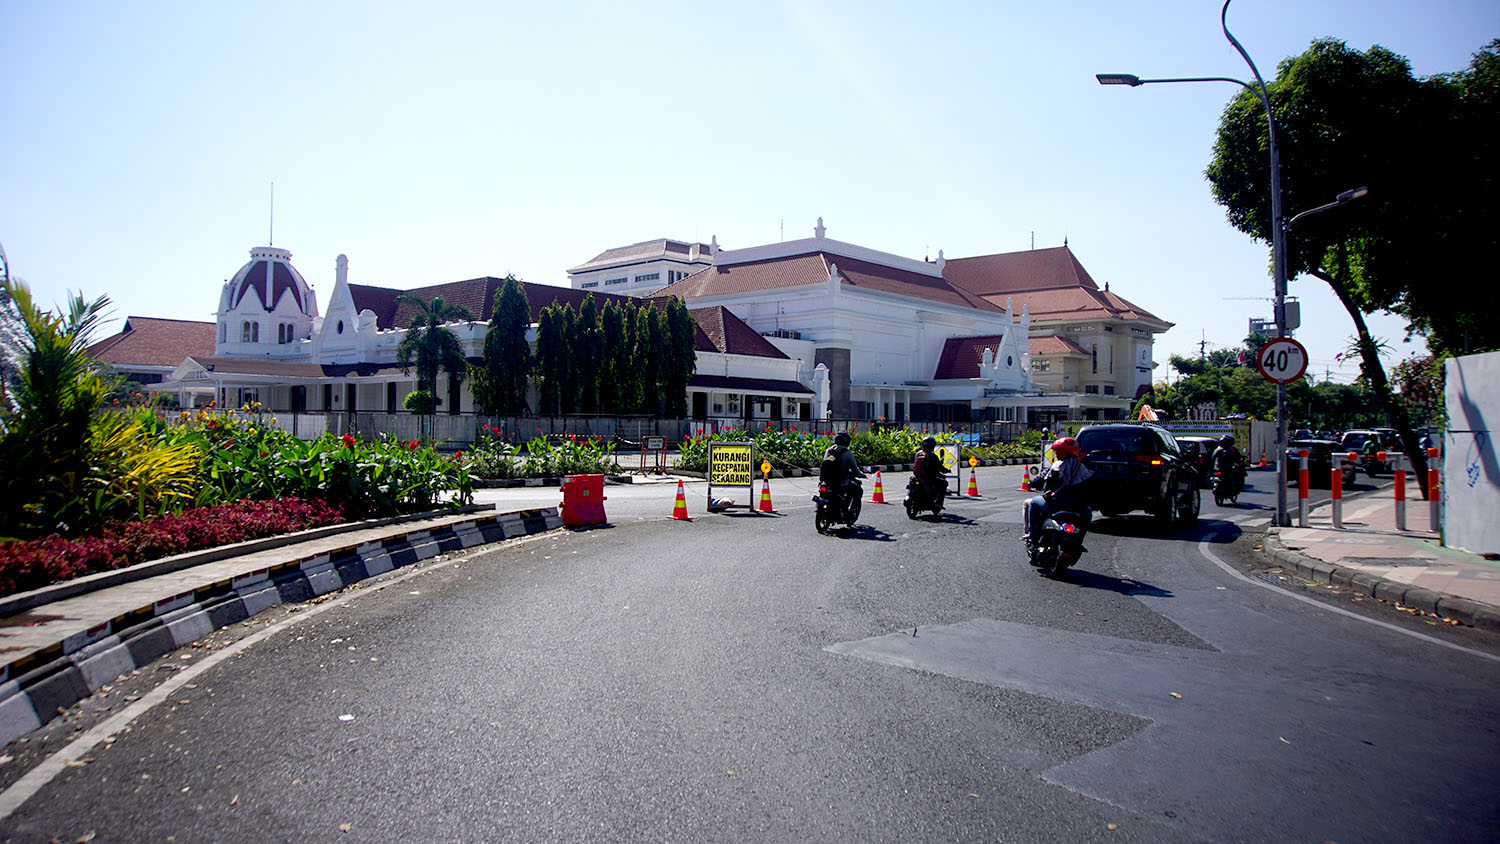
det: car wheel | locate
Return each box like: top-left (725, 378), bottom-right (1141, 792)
top-left (1179, 485), bottom-right (1200, 524)
top-left (1156, 477), bottom-right (1179, 528)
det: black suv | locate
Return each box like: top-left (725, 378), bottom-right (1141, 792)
top-left (1075, 423), bottom-right (1200, 527)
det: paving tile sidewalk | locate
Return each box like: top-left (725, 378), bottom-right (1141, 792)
top-left (1265, 488), bottom-right (1500, 631)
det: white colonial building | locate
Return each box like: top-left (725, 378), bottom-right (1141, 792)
top-left (98, 220), bottom-right (1169, 428)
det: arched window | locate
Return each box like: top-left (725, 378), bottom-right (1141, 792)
top-left (252, 322), bottom-right (259, 343)
top-left (277, 324), bottom-right (285, 344)
top-left (241, 322), bottom-right (251, 343)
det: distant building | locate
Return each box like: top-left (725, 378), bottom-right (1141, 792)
top-left (567, 238), bottom-right (715, 298)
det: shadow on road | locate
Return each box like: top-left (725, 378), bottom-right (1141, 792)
top-left (1087, 517), bottom-right (1242, 545)
top-left (827, 525), bottom-right (897, 542)
top-left (1063, 568), bottom-right (1175, 597)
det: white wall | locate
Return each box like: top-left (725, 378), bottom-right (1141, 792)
top-left (1444, 350), bottom-right (1500, 556)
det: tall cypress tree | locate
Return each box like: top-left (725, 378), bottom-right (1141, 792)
top-left (664, 297), bottom-right (697, 418)
top-left (535, 304), bottom-right (565, 416)
top-left (575, 294), bottom-right (602, 414)
top-left (599, 300), bottom-right (626, 414)
top-left (474, 275), bottom-right (531, 415)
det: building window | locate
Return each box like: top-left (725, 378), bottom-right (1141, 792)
top-left (668, 270), bottom-right (689, 284)
top-left (219, 323), bottom-right (226, 343)
top-left (1104, 386), bottom-right (1116, 395)
top-left (1091, 344), bottom-right (1098, 374)
top-left (1085, 385), bottom-right (1100, 394)
top-left (633, 273), bottom-right (659, 284)
top-left (582, 282), bottom-right (599, 289)
top-left (604, 277), bottom-right (627, 286)
top-left (1032, 359), bottom-right (1051, 373)
top-left (241, 322), bottom-right (251, 343)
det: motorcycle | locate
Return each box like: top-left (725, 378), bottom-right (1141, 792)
top-left (813, 479), bottom-right (863, 534)
top-left (1212, 459), bottom-right (1246, 506)
top-left (903, 476), bottom-right (946, 519)
top-left (1028, 510), bottom-right (1088, 578)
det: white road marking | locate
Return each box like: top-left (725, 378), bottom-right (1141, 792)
top-left (1196, 536), bottom-right (1500, 664)
top-left (0, 533), bottom-right (550, 820)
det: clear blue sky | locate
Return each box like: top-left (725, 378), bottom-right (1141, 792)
top-left (4, 0), bottom-right (1495, 384)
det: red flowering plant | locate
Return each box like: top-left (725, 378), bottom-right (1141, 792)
top-left (0, 498), bottom-right (347, 596)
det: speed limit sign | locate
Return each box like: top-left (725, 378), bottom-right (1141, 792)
top-left (1256, 337), bottom-right (1309, 384)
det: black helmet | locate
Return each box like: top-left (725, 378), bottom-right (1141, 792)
top-left (834, 431), bottom-right (851, 447)
top-left (1220, 434), bottom-right (1235, 446)
top-left (921, 436), bottom-right (937, 450)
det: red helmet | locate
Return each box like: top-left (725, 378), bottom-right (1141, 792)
top-left (1051, 436), bottom-right (1080, 459)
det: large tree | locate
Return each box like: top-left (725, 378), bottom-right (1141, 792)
top-left (573, 294), bottom-right (603, 414)
top-left (1205, 38), bottom-right (1499, 495)
top-left (472, 276), bottom-right (531, 415)
top-left (394, 294), bottom-right (474, 413)
top-left (663, 297), bottom-right (697, 418)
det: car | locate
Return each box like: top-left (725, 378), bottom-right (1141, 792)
top-left (1075, 423), bottom-right (1200, 527)
top-left (1285, 439), bottom-right (1357, 488)
top-left (1173, 435), bottom-right (1222, 488)
top-left (1340, 429), bottom-right (1403, 476)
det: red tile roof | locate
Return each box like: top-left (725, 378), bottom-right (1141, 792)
top-left (689, 307), bottom-right (788, 359)
top-left (88, 317), bottom-right (217, 367)
top-left (933, 335), bottom-right (1008, 380)
top-left (1029, 336), bottom-right (1090, 356)
top-left (653, 251), bottom-right (1003, 313)
top-left (944, 245), bottom-right (1171, 328)
top-left (350, 279), bottom-right (638, 329)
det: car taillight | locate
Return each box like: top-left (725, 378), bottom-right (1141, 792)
top-left (1134, 455), bottom-right (1164, 465)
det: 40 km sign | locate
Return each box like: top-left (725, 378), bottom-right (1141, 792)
top-left (1256, 337), bottom-right (1309, 384)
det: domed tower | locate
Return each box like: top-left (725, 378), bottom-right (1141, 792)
top-left (215, 246), bottom-right (318, 355)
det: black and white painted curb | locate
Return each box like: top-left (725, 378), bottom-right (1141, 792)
top-left (0, 507), bottom-right (562, 748)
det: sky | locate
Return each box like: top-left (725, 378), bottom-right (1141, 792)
top-left (3, 0), bottom-right (1496, 385)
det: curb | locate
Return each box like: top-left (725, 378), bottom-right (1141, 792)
top-left (0, 503), bottom-right (500, 619)
top-left (1260, 492), bottom-right (1500, 634)
top-left (0, 507), bottom-right (563, 748)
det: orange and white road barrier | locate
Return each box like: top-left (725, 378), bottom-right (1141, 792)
top-left (1392, 453), bottom-right (1408, 532)
top-left (1297, 449), bottom-right (1310, 527)
top-left (758, 478), bottom-right (776, 513)
top-left (1018, 465), bottom-right (1033, 492)
top-left (671, 480), bottom-right (693, 521)
top-left (966, 468), bottom-right (980, 497)
top-left (871, 471), bottom-right (886, 504)
top-left (1427, 446), bottom-right (1441, 530)
top-left (1330, 460), bottom-right (1345, 530)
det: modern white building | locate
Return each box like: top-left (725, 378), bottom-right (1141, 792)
top-left (567, 239), bottom-right (716, 298)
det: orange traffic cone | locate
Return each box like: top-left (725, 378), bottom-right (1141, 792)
top-left (966, 467), bottom-right (980, 497)
top-left (671, 480), bottom-right (693, 521)
top-left (1259, 449), bottom-right (1267, 467)
top-left (1018, 465), bottom-right (1032, 492)
top-left (871, 471), bottom-right (886, 504)
top-left (758, 478), bottom-right (776, 513)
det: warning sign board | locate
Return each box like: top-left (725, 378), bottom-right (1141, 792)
top-left (707, 442), bottom-right (755, 508)
top-left (935, 443), bottom-right (961, 493)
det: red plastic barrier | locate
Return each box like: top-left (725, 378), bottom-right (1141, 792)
top-left (560, 474), bottom-right (607, 526)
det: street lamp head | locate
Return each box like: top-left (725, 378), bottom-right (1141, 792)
top-left (1096, 73), bottom-right (1143, 86)
top-left (1336, 186), bottom-right (1369, 204)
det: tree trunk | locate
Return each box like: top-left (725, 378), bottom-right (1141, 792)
top-left (1312, 254), bottom-right (1430, 499)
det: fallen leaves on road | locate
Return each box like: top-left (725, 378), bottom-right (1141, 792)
top-left (1107, 823), bottom-right (1120, 831)
top-left (340, 823), bottom-right (353, 833)
top-left (1168, 692), bottom-right (1183, 700)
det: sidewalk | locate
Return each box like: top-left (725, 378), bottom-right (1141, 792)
top-left (1264, 487), bottom-right (1500, 632)
top-left (0, 505), bottom-right (563, 748)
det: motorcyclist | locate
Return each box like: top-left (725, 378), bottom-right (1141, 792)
top-left (1022, 436), bottom-right (1092, 555)
top-left (1212, 434), bottom-right (1245, 494)
top-left (911, 436), bottom-right (946, 505)
top-left (821, 431), bottom-right (865, 512)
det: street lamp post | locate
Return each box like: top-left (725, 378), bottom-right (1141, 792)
top-left (1097, 0), bottom-right (1295, 526)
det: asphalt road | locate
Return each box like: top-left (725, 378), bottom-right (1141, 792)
top-left (3, 468), bottom-right (1497, 843)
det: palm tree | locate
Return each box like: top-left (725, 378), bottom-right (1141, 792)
top-left (394, 294), bottom-right (474, 414)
